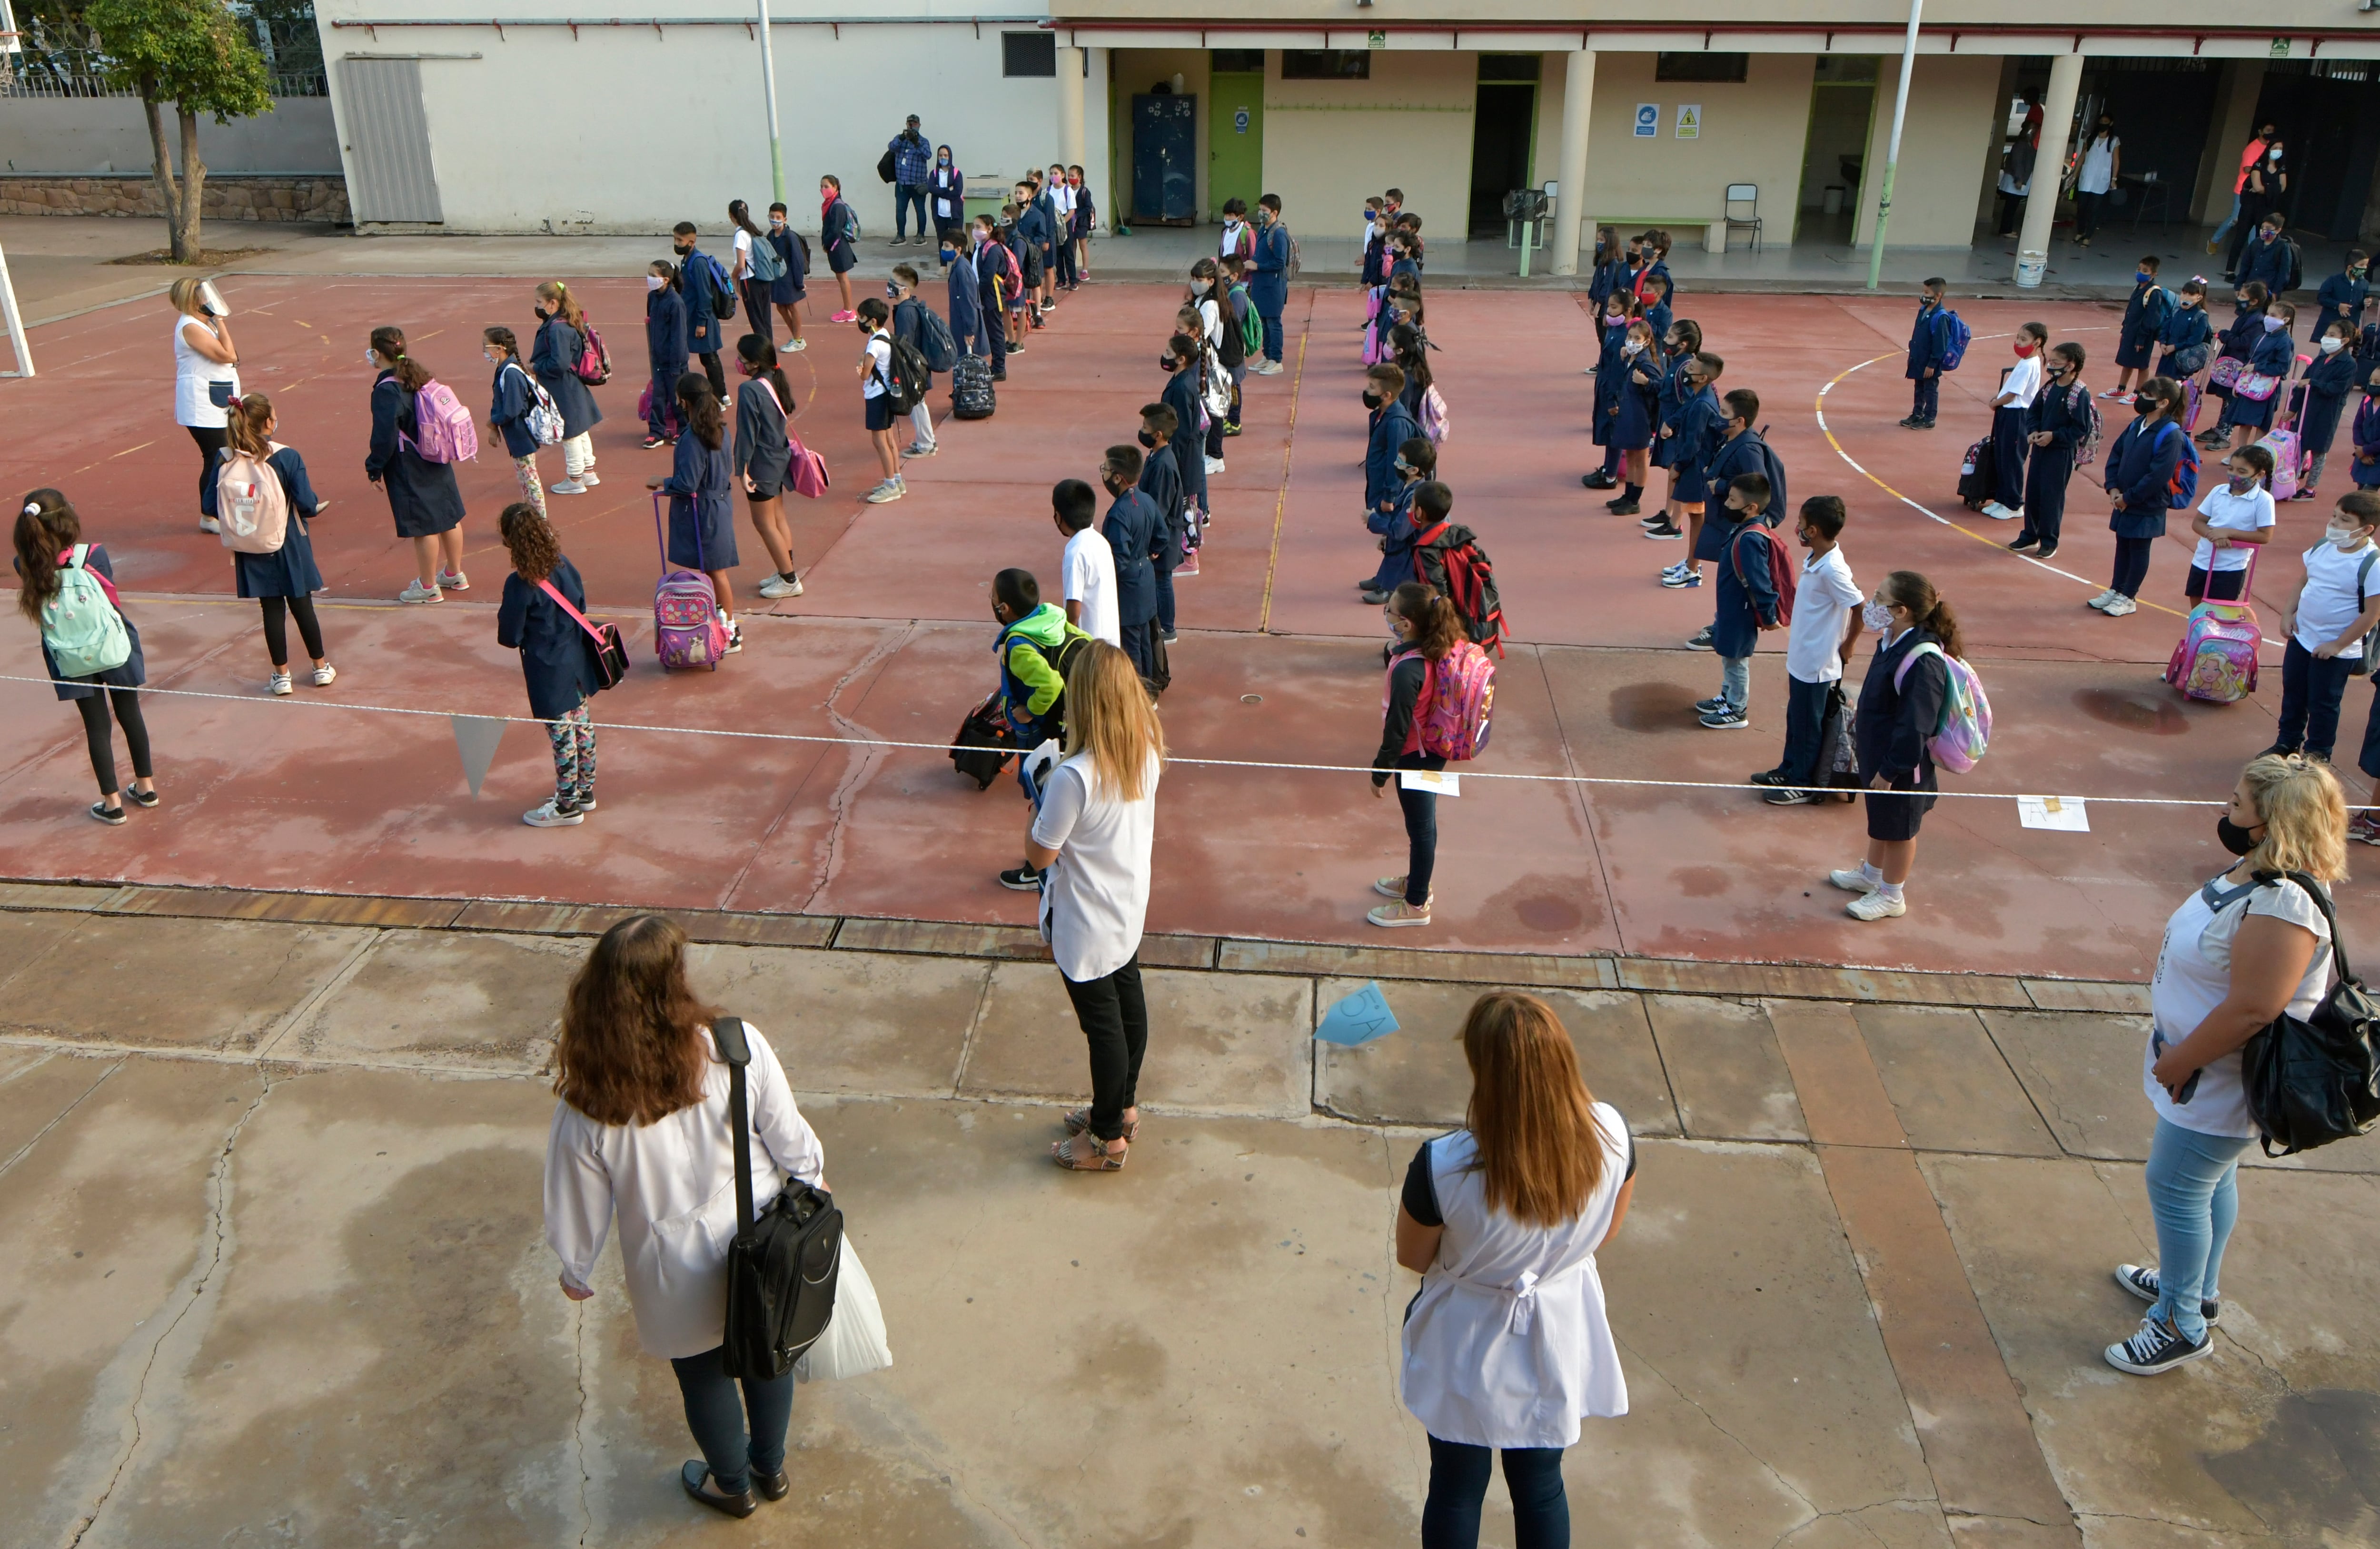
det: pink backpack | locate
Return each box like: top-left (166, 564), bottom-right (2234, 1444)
top-left (1388, 641), bottom-right (1496, 761)
top-left (651, 493), bottom-right (730, 670)
top-left (1892, 643), bottom-right (1993, 773)
top-left (1419, 384), bottom-right (1451, 444)
top-left (402, 378), bottom-right (479, 464)
top-left (2165, 552), bottom-right (2261, 703)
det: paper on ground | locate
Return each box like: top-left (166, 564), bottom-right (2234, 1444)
top-left (1316, 981), bottom-right (1400, 1046)
top-left (2017, 795), bottom-right (2090, 832)
top-left (1400, 770), bottom-right (1459, 796)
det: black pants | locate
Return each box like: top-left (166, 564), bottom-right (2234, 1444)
top-left (75, 688), bottom-right (152, 797)
top-left (1119, 620), bottom-right (1156, 680)
top-left (188, 423), bottom-right (229, 510)
top-left (1777, 674), bottom-right (1832, 787)
top-left (1989, 405), bottom-right (2029, 510)
top-left (696, 349), bottom-right (727, 400)
top-left (2358, 681), bottom-right (2380, 781)
top-left (1996, 192), bottom-right (2025, 237)
top-left (2111, 534), bottom-right (2156, 600)
top-left (2073, 190), bottom-right (2105, 241)
top-left (2019, 444), bottom-right (2074, 548)
top-left (1394, 753), bottom-right (1442, 906)
top-left (1909, 374), bottom-right (1938, 424)
top-left (1056, 235), bottom-right (1080, 288)
top-left (1422, 1437), bottom-right (1568, 1549)
top-left (258, 594), bottom-right (325, 668)
top-left (2278, 637), bottom-right (2359, 758)
top-left (1061, 956), bottom-right (1147, 1143)
top-left (740, 279), bottom-right (774, 345)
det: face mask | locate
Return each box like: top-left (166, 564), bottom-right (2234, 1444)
top-left (673, 244), bottom-right (692, 257)
top-left (483, 350), bottom-right (498, 364)
top-left (1161, 355), bottom-right (1180, 373)
top-left (2263, 315), bottom-right (2287, 332)
top-left (645, 275), bottom-right (664, 292)
top-left (938, 153), bottom-right (951, 165)
top-left (2329, 524), bottom-right (2363, 548)
top-left (2134, 398), bottom-right (2160, 416)
top-left (2216, 815), bottom-right (2261, 857)
top-left (2136, 271), bottom-right (2153, 284)
top-left (2356, 266), bottom-right (2370, 279)
top-left (2322, 336), bottom-right (2344, 354)
top-left (885, 283), bottom-right (902, 300)
top-left (1863, 600), bottom-right (1896, 632)
top-left (366, 351), bottom-right (382, 367)
top-left (1137, 430), bottom-right (1158, 449)
top-left (1623, 339), bottom-right (1643, 355)
top-left (1361, 390), bottom-right (1383, 409)
top-left (2229, 471), bottom-right (2257, 492)
top-left (2013, 341), bottom-right (2036, 358)
top-left (1393, 462), bottom-right (1413, 477)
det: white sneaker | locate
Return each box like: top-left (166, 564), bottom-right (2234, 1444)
top-left (2103, 595), bottom-right (2139, 617)
top-left (901, 441), bottom-right (938, 459)
top-left (2086, 589), bottom-right (2118, 611)
top-left (311, 663), bottom-right (337, 687)
top-left (1205, 455), bottom-right (1226, 474)
top-left (437, 570), bottom-right (468, 592)
top-left (786, 338), bottom-right (808, 352)
top-left (550, 479), bottom-right (587, 495)
top-left (198, 515), bottom-right (221, 534)
top-left (1980, 501), bottom-right (2020, 522)
top-left (268, 671), bottom-right (292, 696)
top-left (719, 396), bottom-right (733, 412)
top-left (523, 798), bottom-right (584, 828)
top-left (578, 470), bottom-right (600, 487)
top-left (864, 480), bottom-right (904, 503)
top-left (1828, 867), bottom-right (1881, 896)
top-left (1252, 359), bottom-right (1284, 375)
top-left (757, 573), bottom-right (802, 600)
top-left (1847, 890), bottom-right (1907, 921)
top-left (397, 581), bottom-right (443, 604)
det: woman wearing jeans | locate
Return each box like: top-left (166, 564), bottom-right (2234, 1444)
top-left (543, 915), bottom-right (827, 1517)
top-left (1398, 991), bottom-right (1636, 1548)
top-left (2109, 755), bottom-right (2344, 1375)
top-left (1370, 581), bottom-right (1459, 928)
top-left (1035, 641), bottom-right (1165, 1172)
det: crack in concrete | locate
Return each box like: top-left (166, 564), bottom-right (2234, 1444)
top-left (0, 1056), bottom-right (121, 1182)
top-left (796, 622), bottom-right (918, 915)
top-left (1772, 1499), bottom-right (1940, 1549)
top-left (64, 1070), bottom-right (278, 1549)
top-left (1615, 1334), bottom-right (1823, 1523)
top-left (570, 1303), bottom-right (593, 1549)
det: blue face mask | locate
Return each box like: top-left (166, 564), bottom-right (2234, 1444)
top-left (2136, 271), bottom-right (2153, 284)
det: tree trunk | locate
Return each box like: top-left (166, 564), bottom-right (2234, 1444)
top-left (175, 105), bottom-right (208, 264)
top-left (140, 94), bottom-right (185, 259)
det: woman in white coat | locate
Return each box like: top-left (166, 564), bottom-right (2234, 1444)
top-left (543, 915), bottom-right (827, 1519)
top-left (1397, 990), bottom-right (1636, 1549)
top-left (169, 276), bottom-right (240, 534)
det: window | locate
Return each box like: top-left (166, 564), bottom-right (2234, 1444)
top-left (1478, 54), bottom-right (1541, 83)
top-left (1002, 31), bottom-right (1056, 78)
top-left (1655, 52), bottom-right (1748, 84)
top-left (1282, 49), bottom-right (1369, 80)
top-left (1211, 49), bottom-right (1264, 74)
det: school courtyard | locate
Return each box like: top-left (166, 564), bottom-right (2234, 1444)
top-left (0, 221), bottom-right (2377, 1546)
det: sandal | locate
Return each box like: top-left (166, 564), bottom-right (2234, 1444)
top-left (1051, 1132), bottom-right (1127, 1171)
top-left (1062, 1106), bottom-right (1140, 1143)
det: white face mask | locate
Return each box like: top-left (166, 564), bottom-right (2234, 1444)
top-left (646, 275), bottom-right (664, 292)
top-left (2322, 336), bottom-right (2344, 354)
top-left (2329, 524), bottom-right (2364, 549)
top-left (367, 351), bottom-right (382, 367)
top-left (1864, 600), bottom-right (1896, 632)
top-left (483, 350), bottom-right (499, 364)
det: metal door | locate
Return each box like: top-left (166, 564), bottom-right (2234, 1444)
top-left (337, 57), bottom-right (443, 222)
top-left (1207, 74), bottom-right (1263, 219)
top-left (1132, 94), bottom-right (1197, 224)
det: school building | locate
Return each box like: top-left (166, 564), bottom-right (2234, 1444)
top-left (291, 1), bottom-right (2380, 271)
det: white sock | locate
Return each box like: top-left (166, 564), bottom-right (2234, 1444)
top-left (1860, 861), bottom-right (1884, 885)
top-left (1877, 881), bottom-right (1904, 904)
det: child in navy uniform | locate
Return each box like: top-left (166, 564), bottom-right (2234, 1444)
top-left (201, 391), bottom-right (335, 695)
top-left (2110, 257), bottom-right (2165, 402)
top-left (1135, 404), bottom-right (1184, 645)
top-left (1697, 473), bottom-right (1783, 730)
top-left (2299, 320), bottom-right (2358, 502)
top-left (2013, 341), bottom-right (2092, 559)
top-left (1360, 437), bottom-right (1436, 603)
top-left (1902, 278), bottom-right (1950, 428)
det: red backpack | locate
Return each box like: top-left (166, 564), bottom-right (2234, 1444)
top-left (1411, 521), bottom-right (1507, 658)
top-left (1729, 523), bottom-right (1796, 622)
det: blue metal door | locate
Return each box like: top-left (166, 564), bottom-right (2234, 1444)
top-left (1132, 94), bottom-right (1197, 224)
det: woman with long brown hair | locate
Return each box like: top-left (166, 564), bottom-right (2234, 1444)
top-left (13, 489), bottom-right (157, 823)
top-left (198, 392), bottom-right (334, 694)
top-left (543, 914), bottom-right (826, 1518)
top-left (362, 326), bottom-right (468, 603)
top-left (1032, 640), bottom-right (1166, 1171)
top-left (1398, 991), bottom-right (1636, 1549)
top-left (1369, 574), bottom-right (1462, 928)
top-left (531, 280), bottom-right (604, 494)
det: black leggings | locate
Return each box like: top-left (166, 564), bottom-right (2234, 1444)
top-left (259, 594), bottom-right (325, 667)
top-left (188, 424), bottom-right (229, 510)
top-left (2112, 535), bottom-right (2157, 600)
top-left (75, 688), bottom-right (152, 797)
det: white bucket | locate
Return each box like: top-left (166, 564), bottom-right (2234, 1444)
top-left (2015, 249), bottom-right (2047, 288)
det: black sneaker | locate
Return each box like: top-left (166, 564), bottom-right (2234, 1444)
top-left (1897, 416), bottom-right (1920, 428)
top-left (999, 864), bottom-right (1043, 892)
top-left (1764, 788), bottom-right (1819, 805)
top-left (1581, 471), bottom-right (1618, 490)
top-left (1608, 500), bottom-right (1641, 516)
top-left (1685, 626), bottom-right (1715, 651)
top-left (1638, 513), bottom-right (1668, 528)
top-left (1643, 523), bottom-right (1683, 540)
top-left (2103, 1315), bottom-right (2211, 1376)
top-left (1747, 769), bottom-right (1790, 786)
top-left (2113, 1264), bottom-right (2220, 1325)
top-left (2008, 535), bottom-right (2040, 552)
top-left (89, 800), bottom-right (127, 826)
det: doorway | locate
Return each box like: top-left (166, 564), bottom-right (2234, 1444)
top-left (1469, 55), bottom-right (1539, 237)
top-left (1209, 54), bottom-right (1265, 220)
top-left (1795, 56), bottom-right (1876, 246)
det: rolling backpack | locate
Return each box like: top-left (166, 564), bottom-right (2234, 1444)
top-left (1958, 438), bottom-right (1996, 508)
top-left (2166, 589), bottom-right (2262, 704)
top-left (573, 321), bottom-right (612, 386)
top-left (1411, 521), bottom-right (1507, 658)
top-left (401, 379), bottom-right (479, 464)
top-left (949, 352), bottom-right (997, 420)
top-left (41, 544), bottom-right (132, 680)
top-left (1389, 640), bottom-right (1497, 761)
top-left (1936, 309), bottom-right (1973, 371)
top-left (1419, 384), bottom-right (1451, 444)
top-left (650, 493), bottom-right (730, 671)
top-left (950, 691), bottom-right (1017, 789)
top-left (1893, 643), bottom-right (1993, 773)
top-left (213, 442), bottom-right (292, 554)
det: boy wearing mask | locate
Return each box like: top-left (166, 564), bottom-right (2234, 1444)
top-left (1135, 405), bottom-right (1185, 645)
top-left (1901, 278), bottom-right (1950, 429)
top-left (1696, 473), bottom-right (1783, 731)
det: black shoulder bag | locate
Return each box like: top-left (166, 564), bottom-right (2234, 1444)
top-left (2240, 872), bottom-right (2380, 1156)
top-left (713, 1016), bottom-right (843, 1379)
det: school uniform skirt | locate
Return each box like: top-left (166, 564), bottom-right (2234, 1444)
top-left (233, 520), bottom-right (324, 600)
top-left (1864, 769), bottom-right (1938, 841)
top-left (2230, 386), bottom-right (2280, 432)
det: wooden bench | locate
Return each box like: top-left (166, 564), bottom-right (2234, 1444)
top-left (1592, 217), bottom-right (1729, 254)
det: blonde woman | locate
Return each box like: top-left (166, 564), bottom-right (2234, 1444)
top-left (1398, 991), bottom-right (1635, 1547)
top-left (543, 915), bottom-right (826, 1518)
top-left (531, 280), bottom-right (604, 494)
top-left (2109, 755), bottom-right (2347, 1375)
top-left (169, 276), bottom-right (239, 533)
top-left (1034, 641), bottom-right (1166, 1171)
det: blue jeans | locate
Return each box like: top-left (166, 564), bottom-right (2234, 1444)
top-left (669, 1344), bottom-right (794, 1496)
top-left (894, 185), bottom-right (927, 239)
top-left (1260, 310), bottom-right (1284, 364)
top-left (2277, 637), bottom-right (2358, 758)
top-left (2208, 189), bottom-right (2245, 250)
top-left (2144, 1117), bottom-right (2254, 1342)
top-left (1423, 1436), bottom-right (1568, 1549)
top-left (1719, 654), bottom-right (1751, 713)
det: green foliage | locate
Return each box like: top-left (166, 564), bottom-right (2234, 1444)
top-left (86, 0), bottom-right (272, 123)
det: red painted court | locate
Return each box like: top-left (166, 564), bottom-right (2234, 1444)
top-left (0, 275), bottom-right (2359, 980)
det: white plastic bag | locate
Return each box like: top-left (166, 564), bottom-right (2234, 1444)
top-left (794, 1240), bottom-right (893, 1383)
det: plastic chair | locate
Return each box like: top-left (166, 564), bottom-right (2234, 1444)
top-left (1724, 184), bottom-right (1762, 253)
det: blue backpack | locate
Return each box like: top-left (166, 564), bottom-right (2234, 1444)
top-left (2158, 421), bottom-right (2201, 509)
top-left (1936, 309), bottom-right (1974, 371)
top-left (1749, 427), bottom-right (1789, 527)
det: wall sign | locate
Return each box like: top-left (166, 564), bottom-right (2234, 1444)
top-left (1367, 30), bottom-right (1386, 48)
top-left (1675, 103), bottom-right (1701, 139)
top-left (1634, 103), bottom-right (1659, 138)
top-left (1234, 107), bottom-right (1250, 134)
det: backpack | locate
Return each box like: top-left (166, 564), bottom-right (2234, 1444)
top-left (1418, 384), bottom-right (1451, 445)
top-left (1729, 523), bottom-right (1796, 621)
top-left (2158, 421), bottom-right (2201, 509)
top-left (914, 304), bottom-right (959, 372)
top-left (1748, 427), bottom-right (1788, 525)
top-left (214, 442), bottom-right (292, 554)
top-left (877, 146), bottom-right (898, 184)
top-left (2067, 383), bottom-right (2105, 466)
top-left (2166, 599), bottom-right (2262, 703)
top-left (949, 351), bottom-right (996, 421)
top-left (41, 544), bottom-right (132, 680)
top-left (573, 321), bottom-right (611, 386)
top-left (999, 628), bottom-right (1091, 742)
top-left (881, 335), bottom-right (931, 413)
top-left (402, 378), bottom-right (479, 464)
top-left (512, 361), bottom-right (565, 446)
top-left (2284, 238), bottom-right (2304, 296)
top-left (1936, 309), bottom-right (1973, 371)
top-left (2144, 285), bottom-right (2177, 335)
top-left (652, 493), bottom-right (730, 671)
top-left (1232, 283), bottom-right (1260, 356)
top-left (1958, 437), bottom-right (1996, 508)
top-left (701, 252), bottom-right (737, 319)
top-left (1411, 521), bottom-right (1507, 658)
top-left (1390, 640), bottom-right (1496, 761)
top-left (1893, 642), bottom-right (1993, 773)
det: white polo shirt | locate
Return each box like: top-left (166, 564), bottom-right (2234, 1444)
top-left (2001, 353), bottom-right (2043, 410)
top-left (2190, 483), bottom-right (2275, 574)
top-left (1786, 545), bottom-right (1864, 684)
top-left (1063, 526), bottom-right (1120, 646)
top-left (2294, 540), bottom-right (2376, 657)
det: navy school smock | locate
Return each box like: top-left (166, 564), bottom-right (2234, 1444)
top-left (532, 316), bottom-right (603, 440)
top-left (198, 444), bottom-right (326, 599)
top-left (496, 556), bottom-right (603, 720)
top-left (363, 371), bottom-right (465, 539)
top-left (660, 433), bottom-right (737, 570)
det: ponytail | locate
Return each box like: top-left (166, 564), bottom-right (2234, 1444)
top-left (1388, 579), bottom-right (1466, 661)
top-left (536, 280), bottom-right (585, 331)
top-left (227, 393), bottom-right (274, 457)
top-left (1883, 569), bottom-right (1964, 661)
top-left (673, 370), bottom-right (724, 451)
top-left (729, 199), bottom-right (764, 240)
top-left (13, 489), bottom-right (79, 624)
top-left (736, 333), bottom-right (793, 417)
top-left (483, 325), bottom-right (522, 361)
top-left (371, 326), bottom-right (432, 391)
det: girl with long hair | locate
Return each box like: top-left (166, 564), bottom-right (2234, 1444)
top-left (13, 489), bottom-right (157, 823)
top-left (362, 326), bottom-right (468, 603)
top-left (764, 201), bottom-right (807, 350)
top-left (531, 280), bottom-right (604, 493)
top-left (732, 333), bottom-right (803, 599)
top-left (542, 915), bottom-right (827, 1516)
top-left (646, 370), bottom-right (741, 651)
top-left (496, 502), bottom-right (605, 826)
top-left (1831, 569), bottom-right (1963, 920)
top-left (1398, 990), bottom-right (1636, 1549)
top-left (484, 324), bottom-right (550, 518)
top-left (1370, 576), bottom-right (1462, 928)
top-left (727, 198), bottom-right (782, 346)
top-left (1034, 641), bottom-right (1167, 1171)
top-left (198, 392), bottom-right (335, 693)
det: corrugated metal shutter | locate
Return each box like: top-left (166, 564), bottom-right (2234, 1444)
top-left (337, 58), bottom-right (442, 223)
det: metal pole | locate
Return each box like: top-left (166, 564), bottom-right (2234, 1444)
top-left (0, 237), bottom-right (32, 379)
top-left (756, 0), bottom-right (785, 205)
top-left (1866, 0), bottom-right (1924, 291)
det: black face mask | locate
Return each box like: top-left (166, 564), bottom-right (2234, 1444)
top-left (1160, 355), bottom-right (1178, 372)
top-left (2365, 383), bottom-right (2380, 398)
top-left (1361, 390), bottom-right (1383, 409)
top-left (2217, 816), bottom-right (2261, 857)
top-left (2134, 399), bottom-right (2160, 416)
top-left (1136, 430), bottom-right (1157, 450)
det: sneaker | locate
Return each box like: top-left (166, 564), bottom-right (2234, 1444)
top-left (2103, 1315), bottom-right (2211, 1376)
top-left (1360, 588), bottom-right (1391, 605)
top-left (550, 479), bottom-right (587, 495)
top-left (864, 480), bottom-right (905, 503)
top-left (2085, 589), bottom-right (2119, 611)
top-left (575, 796), bottom-right (598, 813)
top-left (1828, 867), bottom-right (1881, 895)
top-left (757, 573), bottom-right (802, 600)
top-left (311, 663), bottom-right (337, 687)
top-left (1694, 695), bottom-right (1730, 714)
top-left (2036, 543), bottom-right (2059, 560)
top-left (724, 623), bottom-right (744, 656)
top-left (1372, 875), bottom-right (1412, 899)
top-left (1161, 627), bottom-right (1180, 645)
top-left (642, 435), bottom-right (669, 450)
top-left (126, 786), bottom-right (159, 809)
top-left (2114, 1264), bottom-right (2221, 1325)
top-left (523, 798), bottom-right (584, 828)
top-left (268, 671), bottom-right (293, 696)
top-left (89, 800), bottom-right (127, 826)
top-left (1913, 418), bottom-right (1937, 429)
top-left (1638, 513), bottom-right (1669, 528)
top-left (991, 369), bottom-right (1008, 382)
top-left (1644, 523), bottom-right (1684, 541)
top-left (2287, 487), bottom-right (2320, 502)
top-left (1699, 707), bottom-right (1748, 730)
top-left (1979, 501), bottom-right (2020, 522)
top-left (1223, 424), bottom-right (1243, 437)
top-left (999, 864), bottom-right (1043, 892)
top-left (2351, 813), bottom-right (2380, 848)
top-left (1581, 471), bottom-right (1618, 490)
top-left (1368, 898), bottom-right (1433, 928)
top-left (1661, 569), bottom-right (1703, 591)
top-left (1897, 416), bottom-right (1920, 428)
top-left (1253, 359), bottom-right (1283, 375)
top-left (718, 396), bottom-right (733, 412)
top-left (1684, 627), bottom-right (1714, 651)
top-left (1608, 500), bottom-right (1641, 516)
top-left (1205, 456), bottom-right (1226, 475)
top-left (2097, 388), bottom-right (2129, 399)
top-left (198, 515), bottom-right (221, 534)
top-left (398, 581), bottom-right (444, 604)
top-left (578, 471), bottom-right (601, 487)
top-left (2008, 535), bottom-right (2040, 552)
top-left (786, 337), bottom-right (807, 352)
top-left (1175, 549), bottom-right (1200, 577)
top-left (1765, 788), bottom-right (1819, 806)
top-left (438, 570), bottom-right (469, 592)
top-left (902, 441), bottom-right (937, 459)
top-left (2103, 595), bottom-right (2139, 616)
top-left (1847, 890), bottom-right (1906, 921)
top-left (831, 309), bottom-right (857, 323)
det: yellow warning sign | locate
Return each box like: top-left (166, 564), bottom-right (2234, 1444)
top-left (1676, 103), bottom-right (1701, 140)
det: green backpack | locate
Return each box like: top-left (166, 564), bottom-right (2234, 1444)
top-left (1231, 283), bottom-right (1260, 356)
top-left (43, 545), bottom-right (131, 679)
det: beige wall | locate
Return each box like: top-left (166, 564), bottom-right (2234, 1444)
top-left (1574, 52), bottom-right (1813, 235)
top-left (1261, 50), bottom-right (1478, 236)
top-left (1533, 50), bottom-right (1568, 196)
top-left (1800, 80), bottom-right (1877, 212)
top-left (1853, 53), bottom-right (2004, 248)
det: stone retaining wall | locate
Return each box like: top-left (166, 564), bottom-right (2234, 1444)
top-left (0, 174), bottom-right (347, 224)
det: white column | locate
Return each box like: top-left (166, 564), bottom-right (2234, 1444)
top-left (1058, 45), bottom-right (1087, 168)
top-left (2014, 51), bottom-right (2082, 286)
top-left (1551, 49), bottom-right (1596, 276)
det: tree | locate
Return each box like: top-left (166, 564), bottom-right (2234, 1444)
top-left (87, 0), bottom-right (272, 263)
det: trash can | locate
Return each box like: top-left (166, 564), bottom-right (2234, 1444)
top-left (2015, 249), bottom-right (2047, 288)
top-left (1822, 186), bottom-right (1845, 216)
